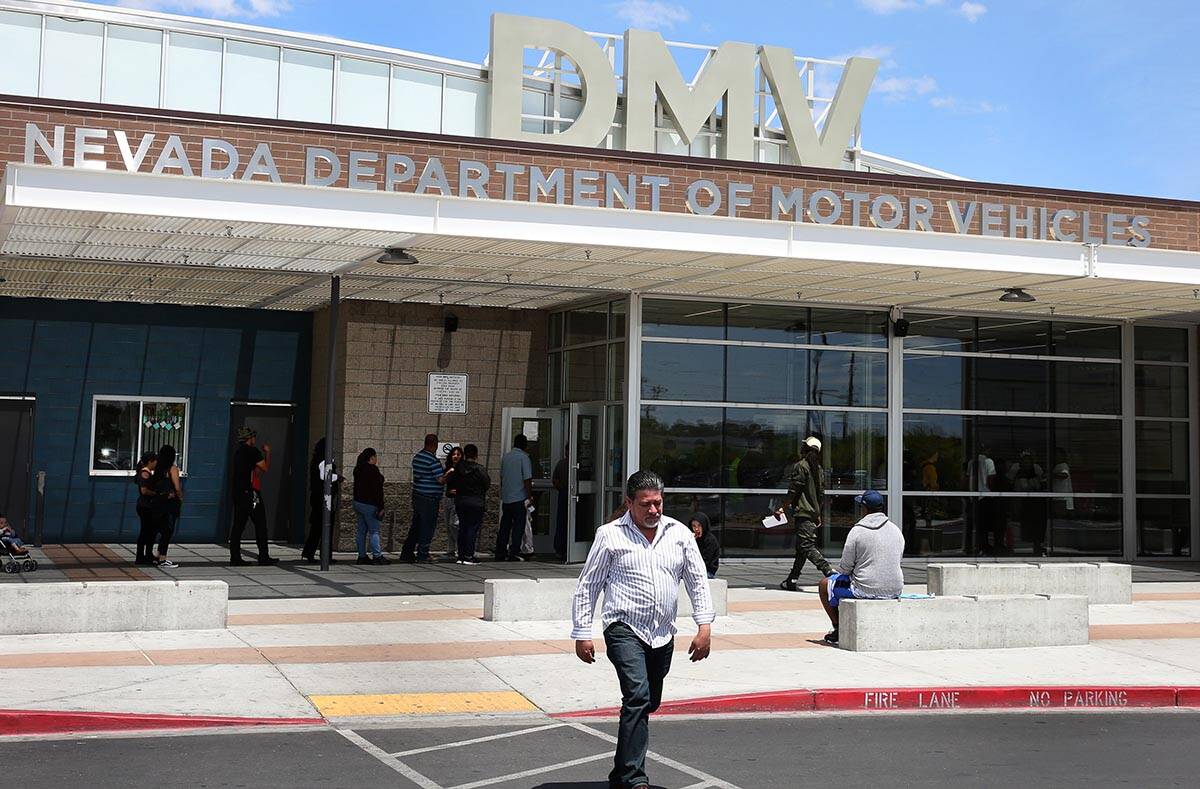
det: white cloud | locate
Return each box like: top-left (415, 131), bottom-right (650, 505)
top-left (875, 74), bottom-right (938, 101)
top-left (930, 95), bottom-right (1002, 113)
top-left (956, 1), bottom-right (987, 22)
top-left (116, 0), bottom-right (291, 18)
top-left (857, 0), bottom-right (942, 14)
top-left (610, 0), bottom-right (690, 30)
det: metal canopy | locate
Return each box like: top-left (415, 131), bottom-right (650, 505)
top-left (2, 164), bottom-right (1199, 321)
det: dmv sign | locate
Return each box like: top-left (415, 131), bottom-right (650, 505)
top-left (488, 14), bottom-right (878, 169)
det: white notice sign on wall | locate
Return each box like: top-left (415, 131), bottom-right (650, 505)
top-left (427, 373), bottom-right (468, 414)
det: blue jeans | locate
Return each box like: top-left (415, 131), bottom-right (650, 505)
top-left (401, 493), bottom-right (440, 560)
top-left (604, 621), bottom-right (673, 788)
top-left (354, 500), bottom-right (382, 558)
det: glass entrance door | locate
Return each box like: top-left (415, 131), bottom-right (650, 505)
top-left (567, 402), bottom-right (605, 563)
top-left (501, 407), bottom-right (563, 556)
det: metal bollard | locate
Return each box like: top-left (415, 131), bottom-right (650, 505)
top-left (34, 471), bottom-right (45, 547)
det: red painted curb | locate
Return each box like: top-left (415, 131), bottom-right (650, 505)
top-left (0, 709), bottom-right (326, 736)
top-left (555, 685), bottom-right (1200, 718)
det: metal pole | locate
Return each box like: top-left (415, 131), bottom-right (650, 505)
top-left (34, 471), bottom-right (45, 547)
top-left (320, 275), bottom-right (340, 572)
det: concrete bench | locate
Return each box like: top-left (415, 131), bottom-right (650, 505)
top-left (927, 562), bottom-right (1131, 604)
top-left (0, 581), bottom-right (228, 635)
top-left (483, 577), bottom-right (728, 622)
top-left (838, 594), bottom-right (1088, 651)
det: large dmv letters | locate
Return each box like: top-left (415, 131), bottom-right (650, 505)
top-left (488, 14), bottom-right (878, 169)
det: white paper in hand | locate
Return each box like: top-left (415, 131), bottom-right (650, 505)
top-left (761, 513), bottom-right (788, 529)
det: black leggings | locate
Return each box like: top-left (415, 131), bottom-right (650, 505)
top-left (136, 506), bottom-right (158, 561)
top-left (157, 513), bottom-right (176, 556)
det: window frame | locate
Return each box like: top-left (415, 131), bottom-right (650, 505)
top-left (89, 394), bottom-right (191, 477)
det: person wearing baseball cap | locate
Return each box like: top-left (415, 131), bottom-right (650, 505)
top-left (776, 436), bottom-right (834, 590)
top-left (817, 489), bottom-right (905, 645)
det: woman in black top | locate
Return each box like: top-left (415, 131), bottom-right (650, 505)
top-left (150, 445), bottom-right (183, 568)
top-left (353, 447), bottom-right (387, 565)
top-left (302, 438), bottom-right (340, 563)
top-left (689, 511), bottom-right (720, 578)
top-left (133, 451), bottom-right (159, 565)
top-left (441, 446), bottom-right (464, 560)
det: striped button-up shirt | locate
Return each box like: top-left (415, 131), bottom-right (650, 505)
top-left (411, 449), bottom-right (443, 498)
top-left (571, 512), bottom-right (715, 648)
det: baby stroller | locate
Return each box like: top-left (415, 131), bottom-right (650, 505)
top-left (1, 536), bottom-right (37, 574)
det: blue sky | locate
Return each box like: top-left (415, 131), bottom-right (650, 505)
top-left (107, 0), bottom-right (1200, 200)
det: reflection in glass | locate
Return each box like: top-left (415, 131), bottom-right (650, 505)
top-left (810, 308), bottom-right (887, 348)
top-left (442, 76), bottom-right (487, 136)
top-left (43, 17), bottom-right (102, 102)
top-left (1136, 421), bottom-right (1190, 494)
top-left (141, 402), bottom-right (187, 473)
top-left (1136, 364), bottom-right (1188, 418)
top-left (1048, 498), bottom-right (1121, 556)
top-left (549, 312), bottom-right (563, 349)
top-left (726, 346), bottom-right (805, 405)
top-left (0, 10), bottom-right (40, 96)
top-left (337, 57), bottom-right (389, 128)
top-left (280, 48), bottom-right (333, 122)
top-left (903, 314), bottom-right (975, 351)
top-left (641, 342), bottom-right (723, 401)
top-left (1135, 325), bottom-right (1188, 363)
top-left (92, 400), bottom-right (140, 471)
top-left (900, 496), bottom-right (968, 555)
top-left (606, 405), bottom-right (624, 489)
top-left (974, 357), bottom-right (1047, 412)
top-left (722, 494), bottom-right (795, 555)
top-left (547, 352), bottom-right (561, 406)
top-left (904, 355), bottom-right (968, 410)
top-left (222, 41), bottom-right (279, 118)
top-left (903, 414), bottom-right (967, 492)
top-left (666, 492), bottom-right (722, 545)
top-left (390, 65), bottom-right (442, 133)
top-left (1046, 420), bottom-right (1121, 494)
top-left (1055, 361), bottom-right (1120, 415)
top-left (565, 304), bottom-right (607, 345)
top-left (1137, 498), bottom-right (1190, 557)
top-left (813, 411), bottom-right (888, 491)
top-left (608, 342), bottom-right (625, 401)
top-left (565, 345), bottom-right (606, 403)
top-left (726, 304), bottom-right (806, 343)
top-left (810, 350), bottom-right (886, 407)
top-left (166, 33), bottom-right (222, 113)
top-left (1051, 322), bottom-right (1120, 358)
top-left (722, 409), bottom-right (804, 489)
top-left (976, 318), bottom-right (1049, 355)
top-left (642, 299), bottom-right (724, 339)
top-left (610, 299), bottom-right (627, 340)
top-left (640, 406), bottom-right (722, 488)
top-left (104, 25), bottom-right (162, 107)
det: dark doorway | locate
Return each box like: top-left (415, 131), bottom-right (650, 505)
top-left (0, 398), bottom-right (35, 539)
top-left (228, 402), bottom-right (294, 541)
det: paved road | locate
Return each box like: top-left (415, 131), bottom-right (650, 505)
top-left (4, 712), bottom-right (1199, 787)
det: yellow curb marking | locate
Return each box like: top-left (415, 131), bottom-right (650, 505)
top-left (309, 691), bottom-right (539, 717)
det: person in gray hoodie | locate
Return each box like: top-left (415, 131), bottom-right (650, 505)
top-left (817, 490), bottom-right (905, 645)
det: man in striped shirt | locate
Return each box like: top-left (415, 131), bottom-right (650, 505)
top-left (572, 470), bottom-right (715, 789)
top-left (400, 433), bottom-right (445, 562)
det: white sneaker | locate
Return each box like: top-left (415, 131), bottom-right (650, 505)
top-left (156, 559), bottom-right (178, 568)
top-left (460, 558), bottom-right (480, 566)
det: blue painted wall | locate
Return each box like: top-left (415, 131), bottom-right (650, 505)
top-left (0, 297), bottom-right (312, 544)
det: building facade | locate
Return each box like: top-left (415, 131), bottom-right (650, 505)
top-left (0, 0), bottom-right (1195, 560)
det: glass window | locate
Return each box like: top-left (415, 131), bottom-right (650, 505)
top-left (726, 304), bottom-right (806, 343)
top-left (1137, 498), bottom-right (1190, 557)
top-left (522, 89), bottom-right (546, 134)
top-left (904, 355), bottom-right (968, 410)
top-left (565, 304), bottom-right (607, 345)
top-left (643, 299), bottom-right (724, 339)
top-left (605, 404), bottom-right (625, 488)
top-left (641, 405), bottom-right (723, 488)
top-left (548, 312), bottom-right (564, 349)
top-left (608, 342), bottom-right (626, 401)
top-left (1048, 498), bottom-right (1122, 556)
top-left (666, 492), bottom-right (722, 539)
top-left (0, 10), bottom-right (41, 96)
top-left (92, 397), bottom-right (188, 475)
top-left (43, 17), bottom-right (102, 102)
top-left (565, 345), bottom-right (606, 403)
top-left (1047, 419), bottom-right (1122, 494)
top-left (976, 318), bottom-right (1050, 355)
top-left (973, 357), bottom-right (1048, 412)
top-left (723, 408), bottom-right (804, 489)
top-left (904, 314), bottom-right (974, 351)
top-left (1136, 421), bottom-right (1190, 495)
top-left (726, 346), bottom-right (806, 405)
top-left (813, 411), bottom-right (888, 491)
top-left (165, 32), bottom-right (221, 113)
top-left (547, 351), bottom-right (561, 406)
top-left (1054, 361), bottom-right (1120, 415)
top-left (1050, 322), bottom-right (1120, 359)
top-left (337, 57), bottom-right (389, 127)
top-left (809, 350), bottom-right (886, 408)
top-left (1136, 364), bottom-right (1188, 418)
top-left (1135, 325), bottom-right (1188, 363)
top-left (104, 25), bottom-right (161, 107)
top-left (442, 76), bottom-right (487, 136)
top-left (222, 40), bottom-right (278, 117)
top-left (279, 48), bottom-right (333, 122)
top-left (810, 308), bottom-right (887, 348)
top-left (722, 493), bottom-right (796, 555)
top-left (904, 414), bottom-right (967, 492)
top-left (900, 495), bottom-right (968, 556)
top-left (609, 300), bottom-right (627, 340)
top-left (390, 65), bottom-right (442, 133)
top-left (641, 342), bottom-right (723, 401)
top-left (975, 416), bottom-right (1049, 492)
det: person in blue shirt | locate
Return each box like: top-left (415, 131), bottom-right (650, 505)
top-left (496, 434), bottom-right (534, 561)
top-left (400, 433), bottom-right (445, 563)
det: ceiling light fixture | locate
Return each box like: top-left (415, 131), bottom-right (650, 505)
top-left (377, 247), bottom-right (418, 265)
top-left (998, 287), bottom-right (1036, 304)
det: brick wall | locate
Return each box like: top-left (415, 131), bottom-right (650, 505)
top-left (311, 300), bottom-right (547, 553)
top-left (1, 98), bottom-right (1197, 251)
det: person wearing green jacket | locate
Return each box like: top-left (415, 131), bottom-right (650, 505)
top-left (777, 436), bottom-right (834, 590)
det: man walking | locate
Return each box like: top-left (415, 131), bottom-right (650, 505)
top-left (229, 427), bottom-right (277, 566)
top-left (496, 434), bottom-right (533, 561)
top-left (400, 434), bottom-right (444, 563)
top-left (778, 436), bottom-right (833, 590)
top-left (572, 470), bottom-right (714, 789)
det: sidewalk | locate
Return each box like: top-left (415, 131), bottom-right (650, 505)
top-left (2, 579), bottom-right (1200, 733)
